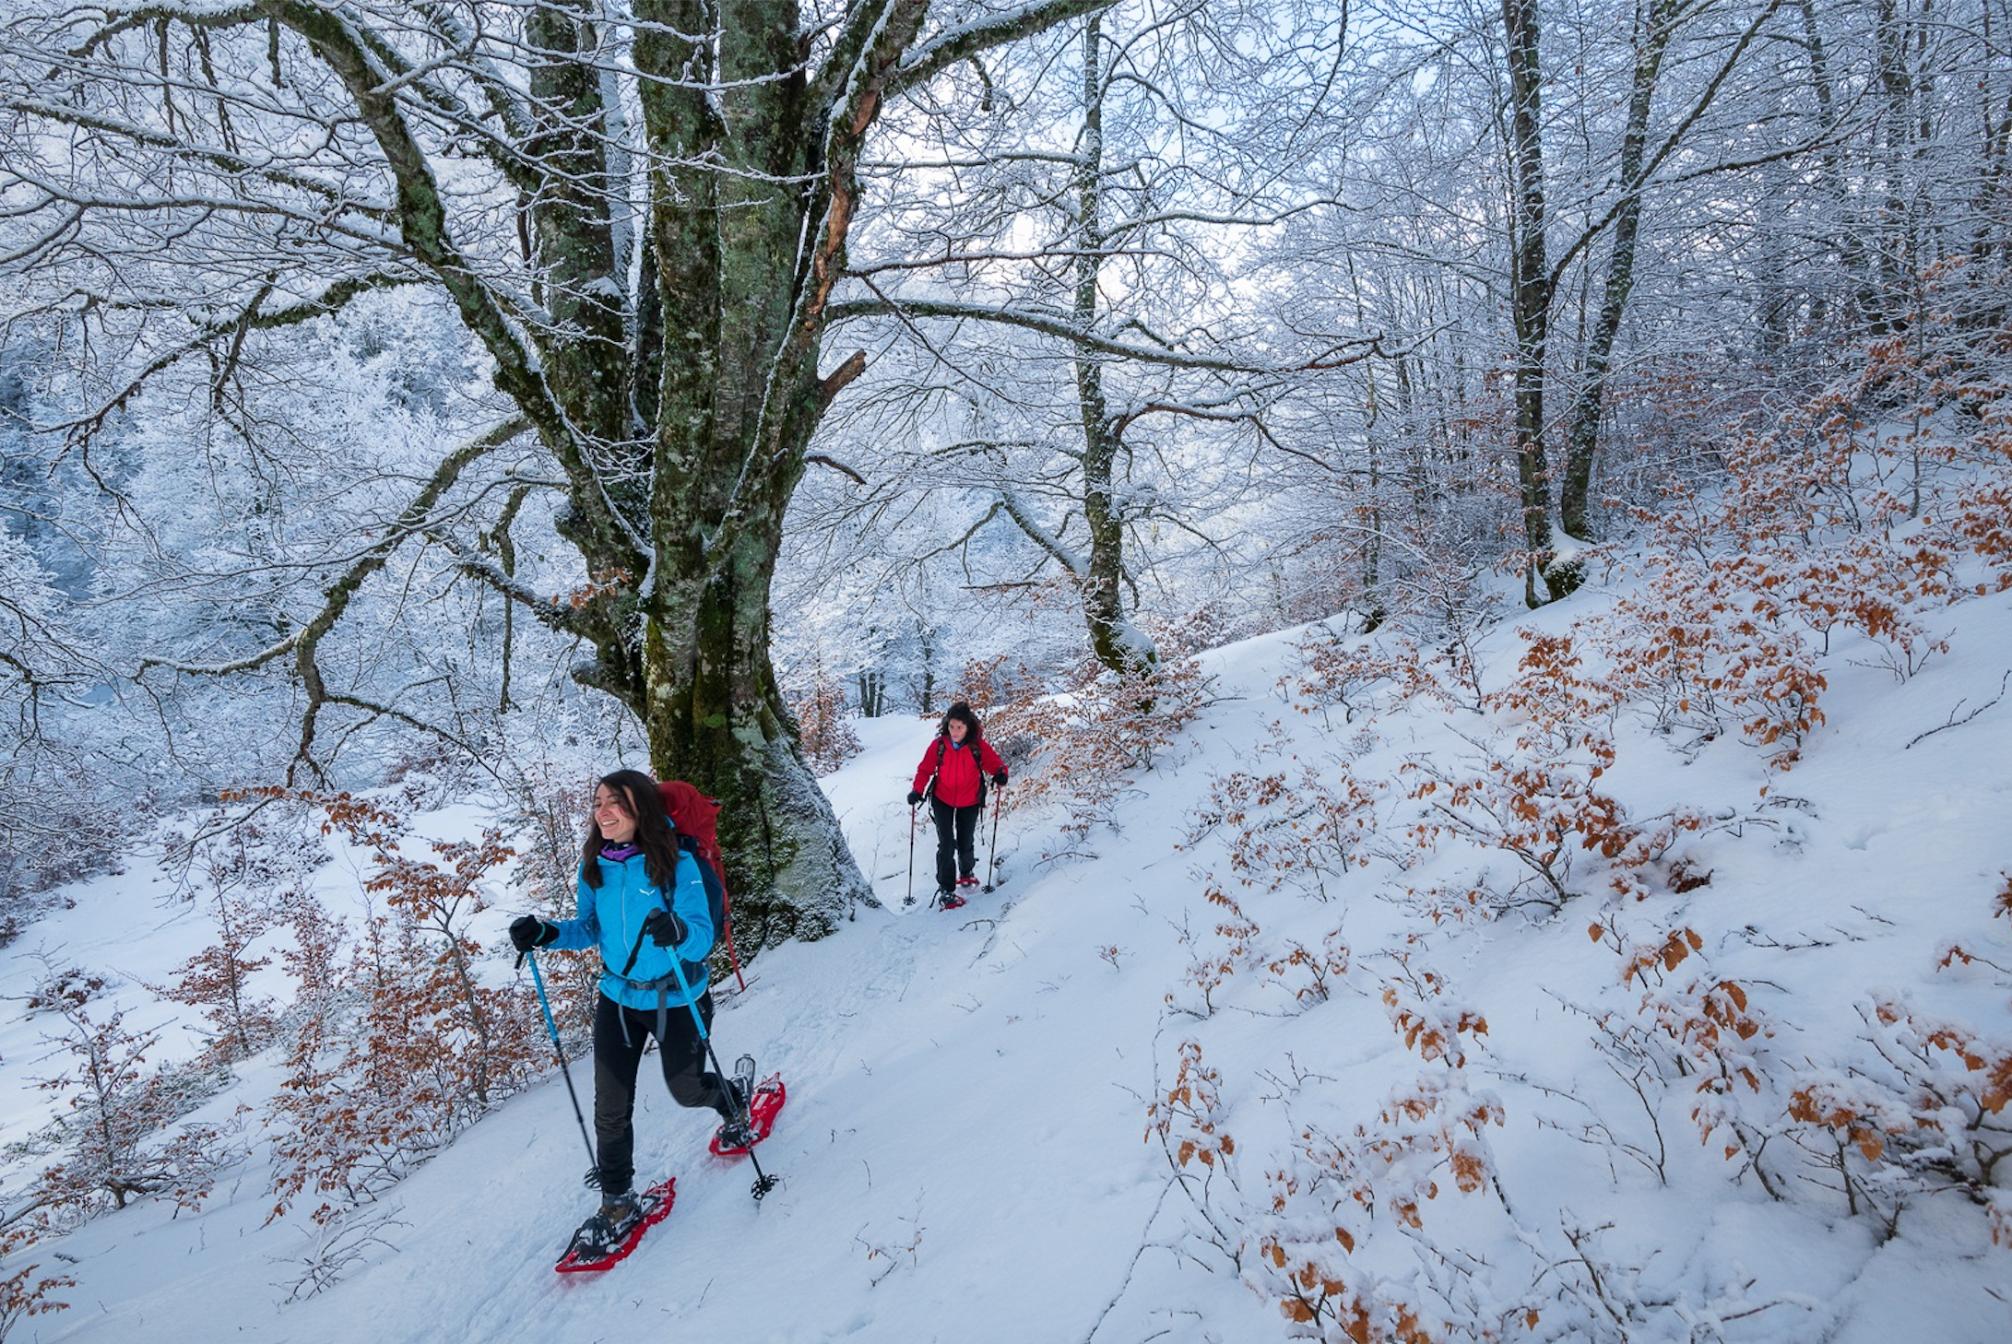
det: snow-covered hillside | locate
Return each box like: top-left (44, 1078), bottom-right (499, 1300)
top-left (5, 566), bottom-right (2010, 1343)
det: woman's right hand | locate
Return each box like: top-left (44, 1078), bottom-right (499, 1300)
top-left (906, 790), bottom-right (924, 806)
top-left (509, 916), bottom-right (559, 953)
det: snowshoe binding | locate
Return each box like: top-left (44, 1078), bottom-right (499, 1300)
top-left (710, 1072), bottom-right (788, 1157)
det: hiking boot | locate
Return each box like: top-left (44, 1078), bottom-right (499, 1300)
top-left (936, 888), bottom-right (966, 911)
top-left (597, 1191), bottom-right (641, 1230)
top-left (569, 1191), bottom-right (643, 1258)
top-left (957, 874), bottom-right (979, 887)
top-left (716, 1114), bottom-right (758, 1151)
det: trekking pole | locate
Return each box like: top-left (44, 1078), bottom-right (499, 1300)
top-left (982, 785), bottom-right (1006, 893)
top-left (520, 948), bottom-right (602, 1188)
top-left (905, 802), bottom-right (918, 907)
top-left (661, 952), bottom-right (780, 1202)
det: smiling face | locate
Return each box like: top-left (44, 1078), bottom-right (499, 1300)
top-left (947, 718), bottom-right (969, 744)
top-left (592, 784), bottom-right (639, 844)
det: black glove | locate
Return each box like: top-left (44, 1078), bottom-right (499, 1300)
top-left (642, 908), bottom-right (687, 948)
top-left (510, 916), bottom-right (558, 953)
top-left (991, 772), bottom-right (1007, 787)
top-left (906, 790), bottom-right (924, 806)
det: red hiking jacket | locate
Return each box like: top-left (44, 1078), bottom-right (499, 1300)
top-left (912, 735), bottom-right (1006, 808)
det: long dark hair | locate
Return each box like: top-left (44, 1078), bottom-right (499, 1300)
top-left (938, 700), bottom-right (983, 741)
top-left (580, 769), bottom-right (680, 891)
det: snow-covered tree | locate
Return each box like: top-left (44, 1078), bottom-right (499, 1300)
top-left (0, 0), bottom-right (1131, 947)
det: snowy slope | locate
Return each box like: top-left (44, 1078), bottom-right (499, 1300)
top-left (8, 580), bottom-right (2012, 1343)
top-left (8, 717), bottom-right (1280, 1344)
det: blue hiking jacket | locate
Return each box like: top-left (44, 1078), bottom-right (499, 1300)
top-left (551, 848), bottom-right (714, 1010)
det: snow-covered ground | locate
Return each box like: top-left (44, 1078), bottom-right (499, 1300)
top-left (5, 570), bottom-right (2010, 1343)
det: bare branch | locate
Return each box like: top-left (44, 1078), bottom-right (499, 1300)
top-left (890, 0), bottom-right (1119, 97)
top-left (137, 416), bottom-right (531, 679)
top-left (828, 294), bottom-right (1383, 373)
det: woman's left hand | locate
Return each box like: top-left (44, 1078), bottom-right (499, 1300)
top-left (642, 908), bottom-right (686, 948)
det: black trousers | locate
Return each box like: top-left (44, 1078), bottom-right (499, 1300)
top-left (590, 990), bottom-right (732, 1197)
top-left (931, 797), bottom-right (981, 892)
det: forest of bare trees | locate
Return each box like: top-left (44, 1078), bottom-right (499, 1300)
top-left (3, 0), bottom-right (2008, 929)
top-left (3, 2), bottom-right (2012, 1337)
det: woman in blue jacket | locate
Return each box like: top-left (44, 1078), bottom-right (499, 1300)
top-left (509, 769), bottom-right (750, 1240)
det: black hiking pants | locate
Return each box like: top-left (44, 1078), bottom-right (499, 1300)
top-left (931, 797), bottom-right (981, 892)
top-left (590, 990), bottom-right (733, 1196)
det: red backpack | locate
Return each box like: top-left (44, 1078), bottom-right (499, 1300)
top-left (658, 779), bottom-right (747, 991)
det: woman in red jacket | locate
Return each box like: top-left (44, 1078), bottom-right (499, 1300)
top-left (906, 701), bottom-right (1008, 908)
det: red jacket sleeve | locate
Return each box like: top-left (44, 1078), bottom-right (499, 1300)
top-left (978, 739), bottom-right (1007, 778)
top-left (913, 742), bottom-right (940, 794)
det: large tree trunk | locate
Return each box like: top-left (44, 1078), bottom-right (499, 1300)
top-left (1560, 0), bottom-right (1678, 541)
top-left (1501, 0), bottom-right (1565, 605)
top-left (640, 426), bottom-right (865, 947)
top-left (508, 0), bottom-right (1101, 947)
top-left (1072, 17), bottom-right (1157, 681)
top-left (998, 15), bottom-right (1160, 682)
top-left (623, 0), bottom-right (877, 944)
top-left (298, 0), bottom-right (1085, 949)
top-left (486, 0), bottom-right (861, 943)
top-left (1872, 0), bottom-right (1917, 329)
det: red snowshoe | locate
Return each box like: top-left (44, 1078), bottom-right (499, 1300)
top-left (709, 1074), bottom-right (787, 1158)
top-left (555, 1176), bottom-right (676, 1274)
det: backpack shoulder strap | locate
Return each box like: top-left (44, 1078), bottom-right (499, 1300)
top-left (922, 736), bottom-right (948, 794)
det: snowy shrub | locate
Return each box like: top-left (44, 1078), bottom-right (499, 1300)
top-left (24, 967), bottom-right (232, 1221)
top-left (1257, 1074), bottom-right (1509, 1337)
top-left (1600, 546), bottom-right (1832, 771)
top-left (151, 898), bottom-right (281, 1067)
top-left (1144, 1039), bottom-right (1242, 1262)
top-left (1404, 634), bottom-right (1702, 914)
top-left (1242, 957), bottom-right (1509, 1342)
top-left (1141, 603), bottom-right (1253, 660)
top-left (1167, 886), bottom-right (1263, 1019)
top-left (1581, 920), bottom-right (1790, 1199)
top-left (1278, 633), bottom-right (1442, 729)
top-left (952, 652), bottom-right (1039, 712)
top-left (1191, 763), bottom-right (1381, 904)
top-left (253, 791), bottom-right (545, 1225)
top-left (1786, 997), bottom-right (2012, 1243)
top-left (1264, 929), bottom-right (1355, 1008)
top-left (790, 666), bottom-right (863, 775)
top-left (0, 1223), bottom-right (71, 1344)
top-left (987, 653), bottom-right (1215, 851)
top-left (278, 1206), bottom-right (409, 1303)
top-left (145, 811), bottom-right (323, 1065)
top-left (1595, 297), bottom-right (2012, 777)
